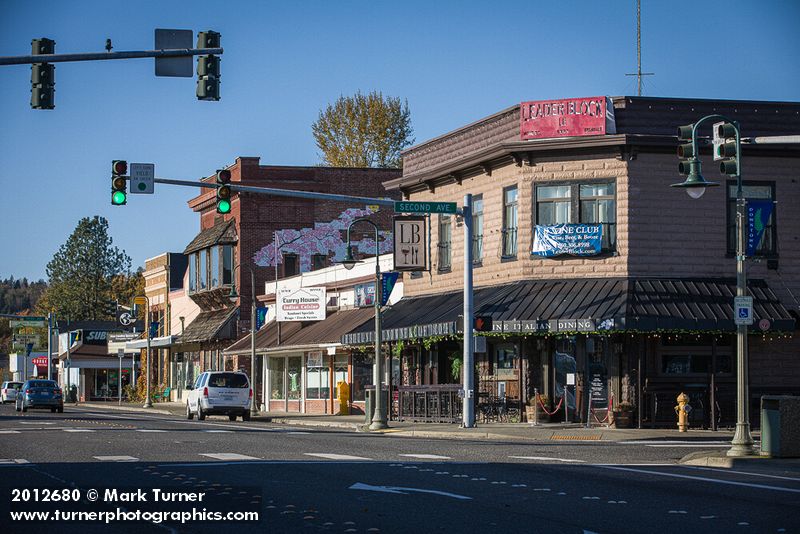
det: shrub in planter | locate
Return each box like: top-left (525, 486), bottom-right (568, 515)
top-left (613, 402), bottom-right (635, 428)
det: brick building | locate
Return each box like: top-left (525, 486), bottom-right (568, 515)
top-left (344, 96), bottom-right (800, 427)
top-left (181, 157), bottom-right (401, 407)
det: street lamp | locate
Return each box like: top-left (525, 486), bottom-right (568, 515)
top-left (134, 295), bottom-right (153, 409)
top-left (339, 218), bottom-right (387, 430)
top-left (672, 116), bottom-right (754, 457)
top-left (229, 263), bottom-right (260, 417)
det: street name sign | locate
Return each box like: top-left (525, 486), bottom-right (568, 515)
top-left (394, 201), bottom-right (457, 214)
top-left (130, 163), bottom-right (155, 194)
top-left (734, 296), bottom-right (754, 326)
top-left (10, 317), bottom-right (46, 328)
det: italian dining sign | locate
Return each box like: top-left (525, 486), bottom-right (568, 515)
top-left (532, 224), bottom-right (602, 257)
top-left (520, 96), bottom-right (616, 140)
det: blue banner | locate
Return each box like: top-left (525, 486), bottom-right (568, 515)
top-left (381, 272), bottom-right (400, 306)
top-left (746, 200), bottom-right (774, 257)
top-left (149, 320), bottom-right (159, 339)
top-left (256, 306), bottom-right (268, 331)
top-left (531, 224), bottom-right (602, 257)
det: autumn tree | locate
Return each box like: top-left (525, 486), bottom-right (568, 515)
top-left (312, 90), bottom-right (414, 168)
top-left (36, 216), bottom-right (134, 321)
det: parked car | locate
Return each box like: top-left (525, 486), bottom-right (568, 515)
top-left (1, 381), bottom-right (23, 403)
top-left (15, 380), bottom-right (64, 413)
top-left (186, 371), bottom-right (251, 421)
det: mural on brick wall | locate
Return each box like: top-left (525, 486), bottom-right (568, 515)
top-left (252, 208), bottom-right (392, 272)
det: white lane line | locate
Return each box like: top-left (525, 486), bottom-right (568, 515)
top-left (80, 411), bottom-right (280, 432)
top-left (618, 440), bottom-right (732, 445)
top-left (94, 456), bottom-right (139, 462)
top-left (136, 429), bottom-right (167, 433)
top-left (399, 454), bottom-right (452, 460)
top-left (0, 430), bottom-right (21, 434)
top-left (63, 429), bottom-right (95, 433)
top-left (594, 465), bottom-right (800, 494)
top-left (680, 465), bottom-right (800, 482)
top-left (646, 444), bottom-right (730, 448)
top-left (200, 453), bottom-right (260, 461)
top-left (0, 459), bottom-right (30, 464)
top-left (287, 431), bottom-right (311, 435)
top-left (203, 430), bottom-right (232, 433)
top-left (304, 453), bottom-right (373, 461)
top-left (509, 456), bottom-right (586, 463)
top-left (20, 422), bottom-right (55, 425)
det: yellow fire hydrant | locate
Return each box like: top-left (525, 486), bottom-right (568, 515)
top-left (675, 392), bottom-right (691, 432)
top-left (337, 381), bottom-right (350, 415)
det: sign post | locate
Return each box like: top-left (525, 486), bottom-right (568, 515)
top-left (118, 348), bottom-right (124, 405)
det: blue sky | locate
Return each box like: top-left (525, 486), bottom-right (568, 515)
top-left (1, 0), bottom-right (799, 281)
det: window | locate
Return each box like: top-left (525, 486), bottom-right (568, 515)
top-left (283, 254), bottom-right (299, 277)
top-left (222, 245), bottom-right (234, 285)
top-left (306, 352), bottom-right (330, 400)
top-left (535, 181), bottom-right (617, 252)
top-left (334, 354), bottom-right (348, 392)
top-left (198, 249), bottom-right (208, 290)
top-left (580, 183), bottom-right (616, 251)
top-left (495, 344), bottom-right (517, 370)
top-left (269, 357), bottom-right (285, 400)
top-left (661, 353), bottom-right (732, 374)
top-left (210, 246), bottom-right (220, 287)
top-left (351, 351), bottom-right (373, 402)
top-left (472, 195), bottom-right (483, 263)
top-left (438, 214), bottom-right (451, 271)
top-left (727, 182), bottom-right (776, 256)
top-left (208, 372), bottom-right (248, 388)
top-left (188, 253), bottom-right (197, 292)
top-left (311, 254), bottom-right (327, 271)
top-left (502, 186), bottom-right (518, 257)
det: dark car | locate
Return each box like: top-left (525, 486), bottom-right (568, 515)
top-left (15, 380), bottom-right (64, 413)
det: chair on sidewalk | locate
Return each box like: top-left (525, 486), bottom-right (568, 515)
top-left (160, 387), bottom-right (171, 402)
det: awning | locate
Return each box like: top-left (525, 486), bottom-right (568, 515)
top-left (224, 308), bottom-right (375, 356)
top-left (125, 335), bottom-right (175, 350)
top-left (178, 307), bottom-right (239, 344)
top-left (183, 219), bottom-right (237, 255)
top-left (341, 278), bottom-right (795, 344)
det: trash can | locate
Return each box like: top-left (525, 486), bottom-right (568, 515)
top-left (760, 395), bottom-right (800, 458)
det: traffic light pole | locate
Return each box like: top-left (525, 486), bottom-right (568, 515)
top-left (0, 47), bottom-right (223, 66)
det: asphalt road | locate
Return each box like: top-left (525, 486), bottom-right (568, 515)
top-left (1, 403), bottom-right (798, 533)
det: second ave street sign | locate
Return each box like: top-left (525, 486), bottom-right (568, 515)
top-left (395, 201), bottom-right (457, 214)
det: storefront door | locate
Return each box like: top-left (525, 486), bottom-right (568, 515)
top-left (267, 356), bottom-right (303, 413)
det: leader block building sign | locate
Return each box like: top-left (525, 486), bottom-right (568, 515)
top-left (393, 216), bottom-right (427, 271)
top-left (532, 224), bottom-right (602, 257)
top-left (277, 287), bottom-right (326, 322)
top-left (520, 96), bottom-right (616, 140)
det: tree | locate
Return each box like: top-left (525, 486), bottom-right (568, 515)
top-left (312, 90), bottom-right (414, 168)
top-left (36, 216), bottom-right (133, 321)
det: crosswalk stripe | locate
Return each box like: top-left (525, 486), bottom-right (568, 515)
top-left (399, 454), bottom-right (452, 460)
top-left (200, 453), bottom-right (260, 461)
top-left (94, 455), bottom-right (138, 462)
top-left (304, 453), bottom-right (372, 461)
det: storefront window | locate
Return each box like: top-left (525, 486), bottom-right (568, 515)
top-left (661, 353), bottom-right (732, 374)
top-left (351, 351), bottom-right (373, 401)
top-left (554, 336), bottom-right (577, 411)
top-left (495, 344), bottom-right (516, 369)
top-left (269, 357), bottom-right (285, 400)
top-left (334, 354), bottom-right (348, 391)
top-left (306, 352), bottom-right (330, 400)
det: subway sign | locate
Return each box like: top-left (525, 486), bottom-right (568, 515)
top-left (394, 201), bottom-right (457, 214)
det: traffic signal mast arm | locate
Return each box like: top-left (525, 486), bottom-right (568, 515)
top-left (0, 47), bottom-right (223, 66)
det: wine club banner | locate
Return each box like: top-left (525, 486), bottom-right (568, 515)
top-left (531, 224), bottom-right (603, 257)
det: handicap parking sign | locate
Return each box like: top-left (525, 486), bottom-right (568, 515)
top-left (734, 296), bottom-right (754, 326)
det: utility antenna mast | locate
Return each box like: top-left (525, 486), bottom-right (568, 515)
top-left (625, 0), bottom-right (654, 96)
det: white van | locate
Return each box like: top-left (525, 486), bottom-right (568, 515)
top-left (186, 371), bottom-right (252, 421)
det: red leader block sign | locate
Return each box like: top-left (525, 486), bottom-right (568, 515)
top-left (520, 96), bottom-right (615, 140)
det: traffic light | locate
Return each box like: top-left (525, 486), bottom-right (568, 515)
top-left (676, 123), bottom-right (696, 177)
top-left (196, 31), bottom-right (221, 101)
top-left (216, 169), bottom-right (232, 214)
top-left (111, 160), bottom-right (128, 206)
top-left (31, 38), bottom-right (55, 109)
top-left (104, 299), bottom-right (118, 318)
top-left (715, 122), bottom-right (739, 176)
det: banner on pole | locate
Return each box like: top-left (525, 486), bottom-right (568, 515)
top-left (746, 199), bottom-right (774, 256)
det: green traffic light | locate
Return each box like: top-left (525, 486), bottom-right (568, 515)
top-left (112, 191), bottom-right (127, 205)
top-left (217, 199), bottom-right (231, 214)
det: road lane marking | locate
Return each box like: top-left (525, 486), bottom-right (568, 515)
top-left (509, 456), bottom-right (586, 463)
top-left (680, 465), bottom-right (800, 482)
top-left (618, 440), bottom-right (731, 445)
top-left (399, 454), bottom-right (452, 460)
top-left (0, 459), bottom-right (30, 464)
top-left (0, 430), bottom-right (20, 434)
top-left (645, 444), bottom-right (729, 448)
top-left (203, 430), bottom-right (232, 433)
top-left (136, 429), bottom-right (167, 433)
top-left (305, 453), bottom-right (372, 461)
top-left (63, 429), bottom-right (95, 432)
top-left (94, 456), bottom-right (138, 462)
top-left (349, 482), bottom-right (471, 500)
top-left (200, 453), bottom-right (260, 461)
top-left (594, 465), bottom-right (800, 494)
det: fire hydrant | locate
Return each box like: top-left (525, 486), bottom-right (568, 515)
top-left (337, 381), bottom-right (350, 415)
top-left (675, 392), bottom-right (691, 432)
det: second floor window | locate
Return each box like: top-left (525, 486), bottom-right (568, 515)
top-left (727, 182), bottom-right (776, 256)
top-left (502, 186), bottom-right (518, 257)
top-left (283, 253), bottom-right (299, 277)
top-left (472, 195), bottom-right (483, 263)
top-left (580, 183), bottom-right (616, 251)
top-left (198, 249), bottom-right (208, 290)
top-left (311, 254), bottom-right (327, 271)
top-left (188, 253), bottom-right (197, 292)
top-left (438, 214), bottom-right (452, 271)
top-left (536, 181), bottom-right (617, 253)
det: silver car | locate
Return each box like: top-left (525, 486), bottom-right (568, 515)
top-left (1, 381), bottom-right (23, 403)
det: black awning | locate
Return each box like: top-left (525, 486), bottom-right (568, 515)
top-left (179, 307), bottom-right (239, 343)
top-left (341, 277), bottom-right (795, 344)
